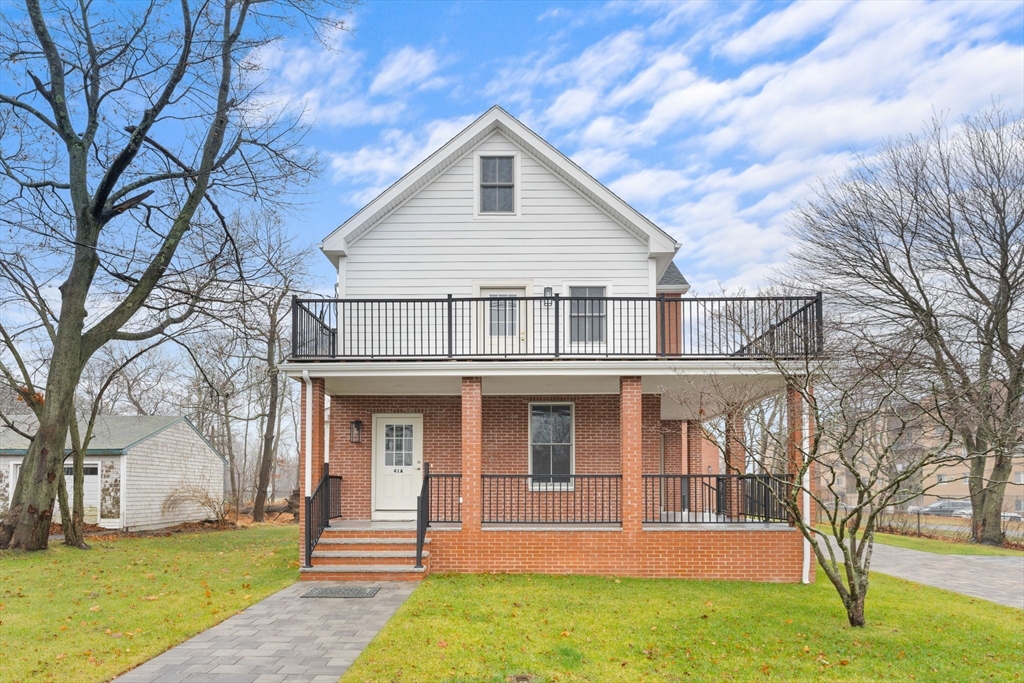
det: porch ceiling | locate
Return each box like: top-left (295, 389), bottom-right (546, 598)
top-left (309, 362), bottom-right (787, 422)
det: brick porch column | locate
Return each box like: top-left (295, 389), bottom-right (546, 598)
top-left (686, 420), bottom-right (704, 520)
top-left (620, 376), bottom-right (643, 532)
top-left (461, 377), bottom-right (483, 532)
top-left (299, 375), bottom-right (326, 565)
top-left (724, 407), bottom-right (746, 520)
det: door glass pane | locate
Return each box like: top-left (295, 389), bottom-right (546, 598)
top-left (489, 295), bottom-right (517, 336)
top-left (384, 424), bottom-right (414, 468)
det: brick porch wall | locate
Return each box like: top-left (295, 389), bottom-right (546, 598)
top-left (427, 528), bottom-right (803, 581)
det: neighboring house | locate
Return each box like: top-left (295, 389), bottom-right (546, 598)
top-left (0, 415), bottom-right (226, 531)
top-left (285, 106), bottom-right (823, 582)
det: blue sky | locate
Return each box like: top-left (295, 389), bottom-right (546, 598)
top-left (257, 0), bottom-right (1024, 293)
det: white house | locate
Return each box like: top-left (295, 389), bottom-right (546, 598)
top-left (0, 415), bottom-right (226, 531)
top-left (285, 106), bottom-right (822, 582)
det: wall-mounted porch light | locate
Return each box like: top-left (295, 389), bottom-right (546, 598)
top-left (350, 420), bottom-right (363, 443)
top-left (543, 286), bottom-right (553, 306)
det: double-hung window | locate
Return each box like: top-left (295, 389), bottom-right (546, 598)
top-left (530, 404), bottom-right (573, 486)
top-left (480, 156), bottom-right (514, 213)
top-left (569, 286), bottom-right (606, 344)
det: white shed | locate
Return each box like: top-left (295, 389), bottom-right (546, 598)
top-left (0, 415), bottom-right (226, 531)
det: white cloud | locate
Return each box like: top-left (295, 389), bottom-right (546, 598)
top-left (329, 115), bottom-right (477, 203)
top-left (722, 0), bottom-right (851, 60)
top-left (370, 46), bottom-right (445, 95)
top-left (609, 168), bottom-right (691, 205)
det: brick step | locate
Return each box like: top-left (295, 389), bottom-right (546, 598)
top-left (311, 551), bottom-right (426, 566)
top-left (300, 565), bottom-right (426, 581)
top-left (315, 537), bottom-right (427, 552)
top-left (318, 529), bottom-right (418, 540)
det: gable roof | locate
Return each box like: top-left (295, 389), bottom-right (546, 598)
top-left (0, 415), bottom-right (225, 463)
top-left (322, 106), bottom-right (681, 275)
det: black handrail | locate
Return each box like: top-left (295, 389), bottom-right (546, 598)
top-left (289, 294), bottom-right (824, 361)
top-left (415, 463), bottom-right (430, 568)
top-left (304, 464), bottom-right (336, 568)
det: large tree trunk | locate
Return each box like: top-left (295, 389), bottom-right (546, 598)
top-left (969, 450), bottom-right (1013, 546)
top-left (0, 329), bottom-right (89, 549)
top-left (252, 329), bottom-right (280, 522)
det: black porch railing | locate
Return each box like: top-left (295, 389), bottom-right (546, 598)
top-left (642, 474), bottom-right (792, 523)
top-left (290, 293), bottom-right (823, 361)
top-left (481, 474), bottom-right (622, 524)
top-left (304, 465), bottom-right (342, 567)
top-left (415, 466), bottom-right (464, 567)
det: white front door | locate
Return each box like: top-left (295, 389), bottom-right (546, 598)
top-left (481, 287), bottom-right (528, 355)
top-left (372, 415), bottom-right (423, 520)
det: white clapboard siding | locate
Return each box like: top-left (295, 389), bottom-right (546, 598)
top-left (124, 421), bottom-right (225, 531)
top-left (343, 132), bottom-right (651, 299)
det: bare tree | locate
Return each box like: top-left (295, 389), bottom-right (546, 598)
top-left (235, 214), bottom-right (311, 521)
top-left (789, 108), bottom-right (1024, 546)
top-left (0, 0), bottom-right (349, 549)
top-left (673, 315), bottom-right (958, 627)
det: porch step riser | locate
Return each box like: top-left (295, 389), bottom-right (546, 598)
top-left (312, 557), bottom-right (424, 567)
top-left (319, 530), bottom-right (418, 539)
top-left (318, 543), bottom-right (417, 553)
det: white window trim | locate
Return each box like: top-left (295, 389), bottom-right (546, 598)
top-left (473, 150), bottom-right (522, 219)
top-left (527, 401), bottom-right (575, 491)
top-left (562, 282), bottom-right (614, 352)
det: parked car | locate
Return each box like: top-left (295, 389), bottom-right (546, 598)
top-left (917, 500), bottom-right (973, 517)
top-left (1001, 511), bottom-right (1024, 523)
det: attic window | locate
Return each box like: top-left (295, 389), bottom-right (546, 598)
top-left (480, 156), bottom-right (514, 213)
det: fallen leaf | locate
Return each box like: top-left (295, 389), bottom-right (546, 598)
top-left (560, 631), bottom-right (570, 637)
top-left (438, 640), bottom-right (448, 649)
top-left (88, 606), bottom-right (100, 612)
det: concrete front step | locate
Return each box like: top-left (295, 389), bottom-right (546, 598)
top-left (300, 565), bottom-right (426, 581)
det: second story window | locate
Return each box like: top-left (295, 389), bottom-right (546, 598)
top-left (569, 286), bottom-right (607, 343)
top-left (480, 156), bottom-right (514, 213)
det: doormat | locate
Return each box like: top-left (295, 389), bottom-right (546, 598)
top-left (301, 586), bottom-right (381, 599)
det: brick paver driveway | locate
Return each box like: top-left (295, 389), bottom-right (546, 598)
top-left (114, 581), bottom-right (416, 683)
top-left (871, 543), bottom-right (1024, 609)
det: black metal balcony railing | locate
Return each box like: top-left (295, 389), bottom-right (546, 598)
top-left (290, 293), bottom-right (823, 361)
top-left (642, 474), bottom-right (792, 523)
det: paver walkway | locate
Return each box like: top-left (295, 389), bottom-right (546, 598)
top-left (870, 543), bottom-right (1024, 609)
top-left (114, 581), bottom-right (416, 683)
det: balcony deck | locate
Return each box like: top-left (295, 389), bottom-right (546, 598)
top-left (290, 293), bottom-right (823, 362)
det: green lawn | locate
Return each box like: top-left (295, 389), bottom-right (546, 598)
top-left (872, 531), bottom-right (1024, 556)
top-left (343, 570), bottom-right (1024, 682)
top-left (0, 524), bottom-right (298, 683)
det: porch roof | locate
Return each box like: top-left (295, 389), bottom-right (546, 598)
top-left (284, 360), bottom-right (790, 421)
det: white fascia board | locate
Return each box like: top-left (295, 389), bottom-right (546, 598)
top-left (321, 106), bottom-right (680, 261)
top-left (282, 360), bottom-right (786, 379)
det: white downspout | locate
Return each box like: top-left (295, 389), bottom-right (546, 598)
top-left (302, 371), bottom-right (313, 497)
top-left (801, 403), bottom-right (812, 584)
